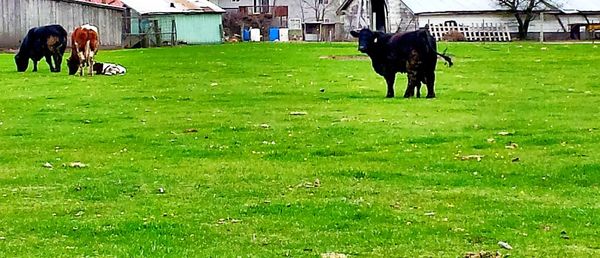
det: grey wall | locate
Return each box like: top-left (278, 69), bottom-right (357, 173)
top-left (0, 0), bottom-right (124, 48)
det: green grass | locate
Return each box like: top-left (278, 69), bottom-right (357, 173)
top-left (1, 42), bottom-right (599, 257)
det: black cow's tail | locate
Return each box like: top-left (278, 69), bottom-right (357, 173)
top-left (436, 47), bottom-right (453, 67)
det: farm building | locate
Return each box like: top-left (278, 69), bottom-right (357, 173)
top-left (337, 0), bottom-right (600, 40)
top-left (216, 0), bottom-right (348, 42)
top-left (0, 0), bottom-right (124, 48)
top-left (120, 0), bottom-right (226, 46)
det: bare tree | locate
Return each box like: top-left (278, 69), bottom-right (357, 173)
top-left (495, 0), bottom-right (561, 40)
top-left (301, 0), bottom-right (335, 22)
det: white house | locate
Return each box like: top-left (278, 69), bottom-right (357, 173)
top-left (337, 0), bottom-right (600, 40)
top-left (212, 0), bottom-right (347, 40)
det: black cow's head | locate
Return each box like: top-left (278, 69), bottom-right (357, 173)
top-left (14, 54), bottom-right (28, 72)
top-left (350, 28), bottom-right (384, 53)
top-left (67, 56), bottom-right (79, 75)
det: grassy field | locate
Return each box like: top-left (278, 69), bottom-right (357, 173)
top-left (0, 41), bottom-right (599, 257)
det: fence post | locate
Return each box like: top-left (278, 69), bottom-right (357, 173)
top-left (540, 12), bottom-right (545, 43)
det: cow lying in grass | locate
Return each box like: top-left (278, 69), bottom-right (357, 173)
top-left (93, 62), bottom-right (126, 76)
top-left (350, 27), bottom-right (453, 98)
top-left (67, 24), bottom-right (99, 76)
top-left (15, 24), bottom-right (67, 72)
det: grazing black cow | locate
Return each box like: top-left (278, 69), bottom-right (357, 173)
top-left (15, 25), bottom-right (68, 72)
top-left (350, 28), bottom-right (453, 98)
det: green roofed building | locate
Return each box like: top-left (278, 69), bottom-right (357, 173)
top-left (121, 0), bottom-right (225, 47)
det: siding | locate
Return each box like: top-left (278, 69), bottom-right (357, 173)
top-left (0, 0), bottom-right (123, 48)
top-left (174, 14), bottom-right (223, 44)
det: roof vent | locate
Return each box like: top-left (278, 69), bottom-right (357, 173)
top-left (170, 3), bottom-right (176, 8)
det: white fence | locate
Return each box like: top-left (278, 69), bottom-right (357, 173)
top-left (428, 22), bottom-right (512, 42)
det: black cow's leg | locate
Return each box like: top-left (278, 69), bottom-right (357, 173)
top-left (404, 51), bottom-right (421, 98)
top-left (425, 71), bottom-right (436, 98)
top-left (45, 55), bottom-right (55, 72)
top-left (53, 54), bottom-right (62, 72)
top-left (33, 60), bottom-right (38, 72)
top-left (384, 73), bottom-right (395, 98)
top-left (404, 71), bottom-right (419, 98)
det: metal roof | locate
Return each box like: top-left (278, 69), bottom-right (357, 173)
top-left (404, 0), bottom-right (600, 14)
top-left (120, 0), bottom-right (225, 14)
top-left (78, 0), bottom-right (124, 7)
top-left (559, 0), bottom-right (600, 12)
top-left (59, 0), bottom-right (124, 10)
top-left (338, 0), bottom-right (600, 15)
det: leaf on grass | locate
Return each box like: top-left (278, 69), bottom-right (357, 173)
top-left (560, 230), bottom-right (570, 239)
top-left (290, 111), bottom-right (308, 116)
top-left (42, 162), bottom-right (53, 169)
top-left (498, 241), bottom-right (513, 250)
top-left (184, 128), bottom-right (198, 133)
top-left (67, 162), bottom-right (87, 168)
top-left (497, 131), bottom-right (514, 136)
top-left (505, 142), bottom-right (519, 149)
top-left (321, 253), bottom-right (348, 258)
top-left (461, 155), bottom-right (484, 161)
top-left (297, 179), bottom-right (321, 189)
top-left (260, 124), bottom-right (270, 129)
top-left (217, 218), bottom-right (242, 225)
top-left (464, 251), bottom-right (502, 258)
top-left (314, 178), bottom-right (321, 188)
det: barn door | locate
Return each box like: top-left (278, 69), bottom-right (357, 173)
top-left (371, 0), bottom-right (387, 32)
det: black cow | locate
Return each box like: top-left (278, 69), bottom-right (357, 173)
top-left (350, 28), bottom-right (453, 98)
top-left (15, 24), bottom-right (68, 73)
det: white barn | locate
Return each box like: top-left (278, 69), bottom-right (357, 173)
top-left (337, 0), bottom-right (600, 40)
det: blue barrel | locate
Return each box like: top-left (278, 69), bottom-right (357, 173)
top-left (242, 28), bottom-right (251, 41)
top-left (269, 27), bottom-right (280, 41)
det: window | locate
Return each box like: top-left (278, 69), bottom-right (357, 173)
top-left (289, 18), bottom-right (302, 30)
top-left (253, 0), bottom-right (269, 13)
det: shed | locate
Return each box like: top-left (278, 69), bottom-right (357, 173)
top-left (0, 0), bottom-right (124, 48)
top-left (337, 0), bottom-right (600, 40)
top-left (121, 0), bottom-right (225, 46)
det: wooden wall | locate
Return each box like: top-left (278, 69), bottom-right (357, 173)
top-left (0, 0), bottom-right (124, 48)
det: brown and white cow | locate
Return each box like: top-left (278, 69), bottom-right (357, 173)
top-left (67, 24), bottom-right (99, 76)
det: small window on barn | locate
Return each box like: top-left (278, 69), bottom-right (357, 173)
top-left (318, 0), bottom-right (329, 4)
top-left (231, 0), bottom-right (240, 2)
